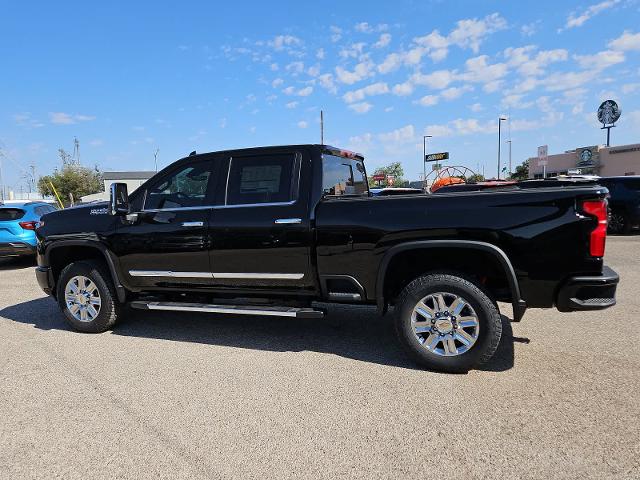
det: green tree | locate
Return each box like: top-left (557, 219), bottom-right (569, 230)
top-left (369, 161), bottom-right (405, 187)
top-left (509, 159), bottom-right (529, 181)
top-left (466, 173), bottom-right (485, 183)
top-left (38, 164), bottom-right (102, 206)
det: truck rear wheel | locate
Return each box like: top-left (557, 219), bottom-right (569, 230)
top-left (56, 260), bottom-right (120, 333)
top-left (394, 273), bottom-right (502, 373)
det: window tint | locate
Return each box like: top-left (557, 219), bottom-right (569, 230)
top-left (144, 162), bottom-right (213, 210)
top-left (322, 154), bottom-right (368, 196)
top-left (623, 179), bottom-right (640, 190)
top-left (34, 206), bottom-right (48, 217)
top-left (0, 208), bottom-right (26, 220)
top-left (226, 154), bottom-right (297, 205)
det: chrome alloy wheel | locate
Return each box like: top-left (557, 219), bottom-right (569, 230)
top-left (64, 275), bottom-right (102, 322)
top-left (411, 292), bottom-right (480, 356)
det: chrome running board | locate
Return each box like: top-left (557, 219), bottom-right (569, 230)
top-left (129, 301), bottom-right (324, 319)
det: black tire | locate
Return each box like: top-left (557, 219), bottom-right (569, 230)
top-left (608, 210), bottom-right (630, 235)
top-left (394, 273), bottom-right (502, 373)
top-left (56, 260), bottom-right (120, 333)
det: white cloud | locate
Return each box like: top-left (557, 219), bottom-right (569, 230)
top-left (330, 26), bottom-right (342, 43)
top-left (317, 73), bottom-right (337, 94)
top-left (283, 85), bottom-right (313, 96)
top-left (339, 42), bottom-right (367, 59)
top-left (307, 64), bottom-right (321, 77)
top-left (505, 46), bottom-right (568, 76)
top-left (469, 103), bottom-right (483, 112)
top-left (348, 102), bottom-right (373, 114)
top-left (378, 124), bottom-right (415, 143)
top-left (521, 22), bottom-right (539, 37)
top-left (13, 112), bottom-right (44, 128)
top-left (88, 139), bottom-right (103, 146)
top-left (49, 112), bottom-right (95, 125)
top-left (413, 30), bottom-right (449, 61)
top-left (563, 0), bottom-right (620, 30)
top-left (373, 33), bottom-right (392, 48)
top-left (316, 48), bottom-right (325, 59)
top-left (608, 30), bottom-right (640, 51)
top-left (355, 22), bottom-right (388, 33)
top-left (272, 78), bottom-right (284, 88)
top-left (622, 83), bottom-right (640, 94)
top-left (269, 35), bottom-right (302, 51)
top-left (415, 95), bottom-right (439, 107)
top-left (411, 69), bottom-right (455, 89)
top-left (270, 63), bottom-right (279, 71)
top-left (392, 81), bottom-right (414, 96)
top-left (377, 53), bottom-right (403, 74)
top-left (574, 50), bottom-right (625, 70)
top-left (448, 13), bottom-right (507, 53)
top-left (286, 101), bottom-right (299, 109)
top-left (460, 55), bottom-right (508, 85)
top-left (425, 124), bottom-right (453, 137)
top-left (297, 120), bottom-right (308, 128)
top-left (343, 82), bottom-right (389, 103)
top-left (219, 118), bottom-right (227, 128)
top-left (441, 85), bottom-right (473, 100)
top-left (285, 61), bottom-right (305, 75)
top-left (335, 61), bottom-right (374, 84)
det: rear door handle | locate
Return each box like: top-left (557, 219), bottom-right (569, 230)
top-left (181, 221), bottom-right (204, 227)
top-left (275, 218), bottom-right (302, 224)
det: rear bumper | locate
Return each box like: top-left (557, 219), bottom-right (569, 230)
top-left (36, 266), bottom-right (54, 296)
top-left (0, 242), bottom-right (36, 257)
top-left (556, 266), bottom-right (619, 312)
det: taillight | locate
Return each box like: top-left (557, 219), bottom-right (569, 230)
top-left (19, 221), bottom-right (39, 230)
top-left (582, 199), bottom-right (607, 257)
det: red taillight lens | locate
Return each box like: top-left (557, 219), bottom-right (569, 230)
top-left (18, 221), bottom-right (38, 230)
top-left (582, 199), bottom-right (607, 257)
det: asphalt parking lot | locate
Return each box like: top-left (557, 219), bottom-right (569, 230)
top-left (1, 237), bottom-right (639, 480)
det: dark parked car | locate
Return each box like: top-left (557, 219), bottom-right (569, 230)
top-left (34, 145), bottom-right (618, 372)
top-left (598, 176), bottom-right (640, 234)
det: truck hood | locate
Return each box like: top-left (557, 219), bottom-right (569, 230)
top-left (37, 202), bottom-right (118, 239)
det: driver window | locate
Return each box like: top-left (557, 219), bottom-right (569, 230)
top-left (144, 162), bottom-right (213, 210)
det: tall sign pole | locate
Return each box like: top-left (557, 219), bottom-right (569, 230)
top-left (422, 135), bottom-right (432, 190)
top-left (497, 117), bottom-right (506, 180)
top-left (597, 100), bottom-right (621, 147)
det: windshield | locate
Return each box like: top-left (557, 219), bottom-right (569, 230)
top-left (322, 154), bottom-right (368, 196)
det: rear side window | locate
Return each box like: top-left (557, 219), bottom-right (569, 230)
top-left (226, 154), bottom-right (297, 205)
top-left (322, 154), bottom-right (368, 196)
top-left (34, 205), bottom-right (56, 216)
top-left (0, 208), bottom-right (25, 220)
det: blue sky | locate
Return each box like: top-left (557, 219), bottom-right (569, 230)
top-left (1, 0), bottom-right (640, 191)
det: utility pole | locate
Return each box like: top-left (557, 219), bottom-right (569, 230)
top-left (0, 148), bottom-right (4, 202)
top-left (73, 137), bottom-right (80, 165)
top-left (423, 135), bottom-right (432, 190)
top-left (320, 110), bottom-right (324, 145)
top-left (154, 148), bottom-right (159, 172)
top-left (497, 117), bottom-right (507, 180)
top-left (507, 140), bottom-right (512, 178)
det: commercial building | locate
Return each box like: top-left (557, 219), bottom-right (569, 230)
top-left (80, 171), bottom-right (155, 202)
top-left (528, 143), bottom-right (640, 179)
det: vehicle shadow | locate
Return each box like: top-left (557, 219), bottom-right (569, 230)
top-left (0, 256), bottom-right (36, 270)
top-left (0, 298), bottom-right (520, 372)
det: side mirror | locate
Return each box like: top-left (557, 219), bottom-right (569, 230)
top-left (109, 182), bottom-right (130, 216)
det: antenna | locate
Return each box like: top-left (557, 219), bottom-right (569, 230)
top-left (320, 110), bottom-right (324, 145)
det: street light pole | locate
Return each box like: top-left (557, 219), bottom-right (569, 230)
top-left (423, 135), bottom-right (432, 191)
top-left (497, 117), bottom-right (506, 180)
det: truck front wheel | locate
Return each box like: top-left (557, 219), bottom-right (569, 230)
top-left (394, 273), bottom-right (502, 373)
top-left (56, 260), bottom-right (120, 333)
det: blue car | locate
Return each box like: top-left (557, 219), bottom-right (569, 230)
top-left (0, 202), bottom-right (58, 258)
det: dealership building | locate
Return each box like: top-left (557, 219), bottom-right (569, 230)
top-left (528, 142), bottom-right (640, 179)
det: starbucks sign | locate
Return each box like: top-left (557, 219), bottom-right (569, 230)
top-left (576, 147), bottom-right (599, 168)
top-left (597, 100), bottom-right (621, 126)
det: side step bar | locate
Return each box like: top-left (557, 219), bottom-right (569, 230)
top-left (129, 301), bottom-right (325, 319)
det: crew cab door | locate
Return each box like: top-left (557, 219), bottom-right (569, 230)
top-left (111, 156), bottom-right (218, 289)
top-left (208, 150), bottom-right (315, 292)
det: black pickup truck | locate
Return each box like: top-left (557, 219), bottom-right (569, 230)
top-left (35, 145), bottom-right (619, 372)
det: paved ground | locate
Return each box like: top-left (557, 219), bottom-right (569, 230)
top-left (1, 237), bottom-right (639, 480)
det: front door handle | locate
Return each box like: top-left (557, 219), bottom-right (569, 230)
top-left (275, 218), bottom-right (302, 224)
top-left (181, 221), bottom-right (204, 227)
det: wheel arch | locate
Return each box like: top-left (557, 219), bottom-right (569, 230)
top-left (45, 240), bottom-right (127, 303)
top-left (376, 240), bottom-right (526, 321)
